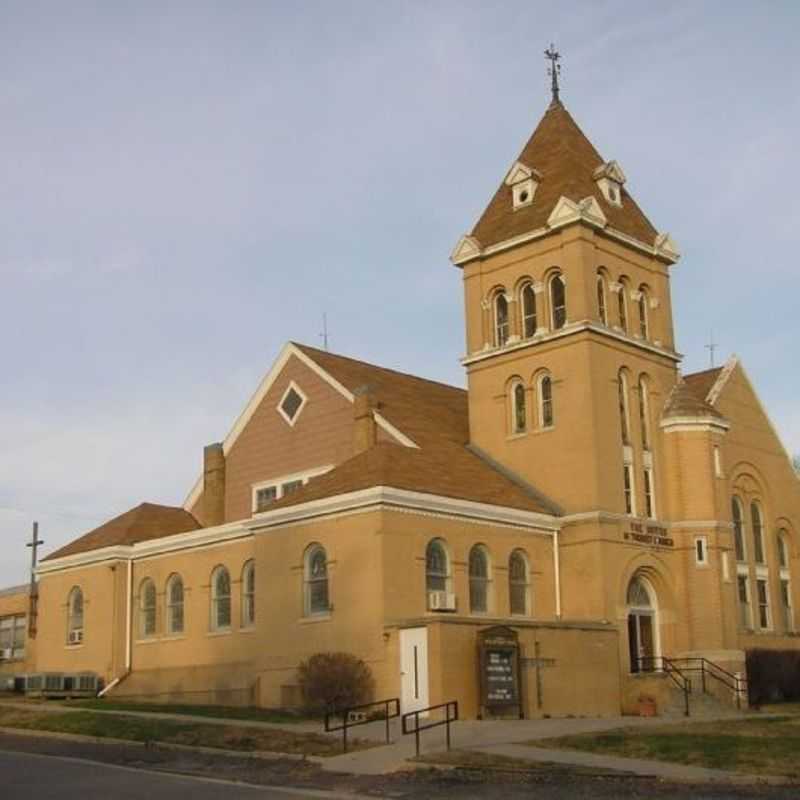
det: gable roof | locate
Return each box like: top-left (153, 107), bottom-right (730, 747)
top-left (45, 503), bottom-right (201, 561)
top-left (471, 102), bottom-right (658, 251)
top-left (291, 343), bottom-right (469, 448)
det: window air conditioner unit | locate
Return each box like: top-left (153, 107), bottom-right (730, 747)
top-left (69, 630), bottom-right (83, 645)
top-left (428, 591), bottom-right (457, 612)
top-left (0, 648), bottom-right (11, 661)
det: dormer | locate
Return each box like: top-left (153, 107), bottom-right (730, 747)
top-left (505, 161), bottom-right (542, 211)
top-left (592, 160), bottom-right (626, 207)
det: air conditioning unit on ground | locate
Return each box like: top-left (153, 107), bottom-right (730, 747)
top-left (428, 591), bottom-right (457, 612)
top-left (68, 629), bottom-right (83, 645)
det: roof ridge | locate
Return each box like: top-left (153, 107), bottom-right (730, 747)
top-left (291, 342), bottom-right (466, 394)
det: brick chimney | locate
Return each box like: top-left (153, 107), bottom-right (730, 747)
top-left (203, 443), bottom-right (226, 527)
top-left (353, 385), bottom-right (378, 455)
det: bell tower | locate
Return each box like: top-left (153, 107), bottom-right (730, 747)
top-left (451, 66), bottom-right (682, 520)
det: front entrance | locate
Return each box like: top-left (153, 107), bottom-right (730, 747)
top-left (399, 627), bottom-right (429, 714)
top-left (627, 576), bottom-right (658, 673)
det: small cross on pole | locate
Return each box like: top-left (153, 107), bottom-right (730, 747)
top-left (705, 331), bottom-right (718, 369)
top-left (319, 313), bottom-right (330, 352)
top-left (544, 44), bottom-right (562, 106)
top-left (26, 521), bottom-right (44, 638)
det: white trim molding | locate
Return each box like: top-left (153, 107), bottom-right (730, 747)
top-left (246, 486), bottom-right (560, 535)
top-left (660, 416), bottom-right (731, 434)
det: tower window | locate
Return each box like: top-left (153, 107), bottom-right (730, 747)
top-left (732, 497), bottom-right (746, 562)
top-left (494, 292), bottom-right (509, 347)
top-left (511, 380), bottom-right (527, 434)
top-left (538, 374), bottom-right (554, 428)
top-left (643, 469), bottom-right (655, 519)
top-left (521, 283), bottom-right (537, 338)
top-left (597, 274), bottom-right (608, 325)
top-left (638, 288), bottom-right (649, 339)
top-left (618, 284), bottom-right (628, 333)
top-left (751, 502), bottom-right (765, 565)
top-left (638, 377), bottom-right (650, 450)
top-left (550, 274), bottom-right (566, 330)
top-left (618, 370), bottom-right (631, 445)
top-left (623, 464), bottom-right (635, 515)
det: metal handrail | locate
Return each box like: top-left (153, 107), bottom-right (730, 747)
top-left (667, 657), bottom-right (748, 709)
top-left (637, 656), bottom-right (691, 716)
top-left (401, 700), bottom-right (459, 757)
top-left (324, 697), bottom-right (400, 753)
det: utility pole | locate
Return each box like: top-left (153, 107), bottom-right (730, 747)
top-left (26, 522), bottom-right (44, 638)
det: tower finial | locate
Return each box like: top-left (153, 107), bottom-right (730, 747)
top-left (544, 43), bottom-right (561, 106)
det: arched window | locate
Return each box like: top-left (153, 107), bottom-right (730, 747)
top-left (494, 291), bottom-right (509, 347)
top-left (509, 550), bottom-right (530, 616)
top-left (732, 497), bottom-right (746, 562)
top-left (468, 545), bottom-right (490, 614)
top-left (597, 274), bottom-right (608, 325)
top-left (304, 545), bottom-right (329, 616)
top-left (211, 566), bottom-right (232, 630)
top-left (627, 577), bottom-right (652, 608)
top-left (139, 578), bottom-right (157, 638)
top-left (538, 373), bottom-right (554, 428)
top-left (638, 287), bottom-right (649, 339)
top-left (67, 587), bottom-right (84, 644)
top-left (521, 283), bottom-right (537, 338)
top-left (511, 380), bottom-right (527, 434)
top-left (166, 574), bottom-right (184, 635)
top-left (425, 539), bottom-right (449, 594)
top-left (751, 502), bottom-right (765, 564)
top-left (549, 273), bottom-right (566, 330)
top-left (638, 377), bottom-right (651, 450)
top-left (618, 370), bottom-right (630, 445)
top-left (778, 530), bottom-right (790, 569)
top-left (618, 281), bottom-right (628, 333)
top-left (241, 560), bottom-right (255, 627)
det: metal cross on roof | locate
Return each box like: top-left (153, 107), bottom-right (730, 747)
top-left (705, 330), bottom-right (719, 369)
top-left (544, 44), bottom-right (562, 105)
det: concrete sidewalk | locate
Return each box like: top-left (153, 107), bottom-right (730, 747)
top-left (319, 714), bottom-right (789, 785)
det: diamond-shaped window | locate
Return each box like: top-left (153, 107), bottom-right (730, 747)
top-left (278, 383), bottom-right (306, 426)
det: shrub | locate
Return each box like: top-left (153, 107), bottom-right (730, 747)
top-left (297, 652), bottom-right (374, 712)
top-left (746, 649), bottom-right (800, 705)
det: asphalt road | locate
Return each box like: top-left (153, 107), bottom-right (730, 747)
top-left (0, 751), bottom-right (344, 800)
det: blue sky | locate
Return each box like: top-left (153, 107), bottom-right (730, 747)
top-left (2, 1), bottom-right (798, 585)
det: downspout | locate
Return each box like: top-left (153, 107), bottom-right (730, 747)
top-left (553, 529), bottom-right (562, 619)
top-left (99, 557), bottom-right (132, 698)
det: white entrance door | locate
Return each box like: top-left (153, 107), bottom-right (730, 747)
top-left (399, 627), bottom-right (429, 714)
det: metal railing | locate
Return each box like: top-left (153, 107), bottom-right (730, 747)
top-left (668, 657), bottom-right (748, 709)
top-left (324, 697), bottom-right (400, 753)
top-left (401, 700), bottom-right (459, 757)
top-left (636, 656), bottom-right (692, 716)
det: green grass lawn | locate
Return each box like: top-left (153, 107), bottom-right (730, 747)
top-left (0, 705), bottom-right (358, 757)
top-left (65, 699), bottom-right (314, 725)
top-left (536, 716), bottom-right (800, 778)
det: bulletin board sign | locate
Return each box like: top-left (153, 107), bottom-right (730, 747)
top-left (478, 626), bottom-right (522, 719)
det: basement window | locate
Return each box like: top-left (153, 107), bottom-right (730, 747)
top-left (277, 382), bottom-right (307, 427)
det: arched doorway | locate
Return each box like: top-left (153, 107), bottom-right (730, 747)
top-left (627, 575), bottom-right (659, 673)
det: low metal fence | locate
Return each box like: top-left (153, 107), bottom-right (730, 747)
top-left (401, 700), bottom-right (459, 757)
top-left (324, 697), bottom-right (400, 753)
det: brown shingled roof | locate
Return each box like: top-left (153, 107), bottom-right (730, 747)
top-left (45, 503), bottom-right (200, 561)
top-left (471, 102), bottom-right (658, 250)
top-left (267, 441), bottom-right (557, 516)
top-left (684, 367), bottom-right (722, 404)
top-left (293, 343), bottom-right (469, 448)
top-left (662, 377), bottom-right (725, 420)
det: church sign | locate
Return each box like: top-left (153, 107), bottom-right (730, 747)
top-left (478, 626), bottom-right (523, 719)
top-left (624, 522), bottom-right (673, 548)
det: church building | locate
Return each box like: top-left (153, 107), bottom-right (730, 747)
top-left (3, 78), bottom-right (799, 718)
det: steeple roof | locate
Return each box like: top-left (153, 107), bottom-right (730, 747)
top-left (470, 102), bottom-right (658, 250)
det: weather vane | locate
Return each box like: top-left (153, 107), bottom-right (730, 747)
top-left (544, 43), bottom-right (561, 105)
